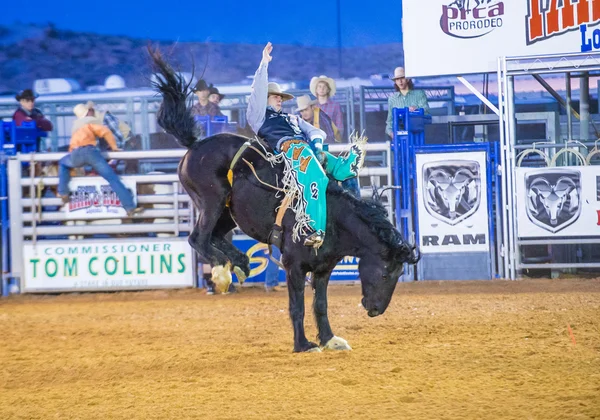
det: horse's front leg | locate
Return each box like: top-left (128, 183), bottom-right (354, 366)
top-left (313, 269), bottom-right (352, 351)
top-left (287, 266), bottom-right (320, 353)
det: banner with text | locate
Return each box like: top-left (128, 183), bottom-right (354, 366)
top-left (231, 235), bottom-right (359, 283)
top-left (516, 166), bottom-right (600, 238)
top-left (65, 177), bottom-right (137, 220)
top-left (23, 238), bottom-right (194, 292)
top-left (402, 0), bottom-right (600, 77)
top-left (416, 151), bottom-right (490, 253)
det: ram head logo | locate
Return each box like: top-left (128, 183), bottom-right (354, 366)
top-left (423, 160), bottom-right (481, 226)
top-left (525, 170), bottom-right (581, 233)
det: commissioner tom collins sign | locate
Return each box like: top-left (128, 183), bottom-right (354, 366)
top-left (402, 0), bottom-right (600, 77)
top-left (22, 238), bottom-right (194, 292)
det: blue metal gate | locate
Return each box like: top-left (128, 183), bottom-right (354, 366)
top-left (391, 108), bottom-right (501, 280)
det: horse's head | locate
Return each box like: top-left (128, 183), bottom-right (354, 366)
top-left (359, 238), bottom-right (420, 317)
top-left (330, 187), bottom-right (420, 317)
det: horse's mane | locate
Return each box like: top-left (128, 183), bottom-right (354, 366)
top-left (326, 183), bottom-right (404, 252)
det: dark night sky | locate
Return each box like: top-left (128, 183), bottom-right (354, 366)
top-left (6, 1), bottom-right (403, 47)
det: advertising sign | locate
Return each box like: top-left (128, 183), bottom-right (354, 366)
top-left (64, 177), bottom-right (137, 220)
top-left (231, 235), bottom-right (359, 283)
top-left (22, 238), bottom-right (194, 292)
top-left (415, 151), bottom-right (490, 253)
top-left (402, 0), bottom-right (600, 77)
top-left (516, 166), bottom-right (600, 237)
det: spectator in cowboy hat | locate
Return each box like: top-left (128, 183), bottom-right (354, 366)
top-left (191, 79), bottom-right (223, 117)
top-left (296, 95), bottom-right (360, 198)
top-left (386, 66), bottom-right (430, 138)
top-left (310, 75), bottom-right (344, 139)
top-left (208, 85), bottom-right (225, 105)
top-left (12, 89), bottom-right (53, 150)
top-left (73, 101), bottom-right (131, 149)
top-left (295, 95), bottom-right (340, 144)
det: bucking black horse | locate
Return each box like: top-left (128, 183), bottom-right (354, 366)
top-left (149, 49), bottom-right (420, 352)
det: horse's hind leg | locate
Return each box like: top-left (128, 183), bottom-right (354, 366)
top-left (189, 207), bottom-right (230, 268)
top-left (211, 210), bottom-right (251, 283)
top-left (312, 267), bottom-right (352, 351)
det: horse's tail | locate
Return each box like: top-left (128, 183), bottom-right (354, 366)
top-left (148, 46), bottom-right (200, 148)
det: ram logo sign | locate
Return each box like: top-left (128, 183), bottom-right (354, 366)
top-left (423, 160), bottom-right (481, 226)
top-left (525, 169), bottom-right (581, 233)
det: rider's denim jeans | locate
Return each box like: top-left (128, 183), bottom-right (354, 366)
top-left (58, 145), bottom-right (135, 211)
top-left (265, 246), bottom-right (281, 288)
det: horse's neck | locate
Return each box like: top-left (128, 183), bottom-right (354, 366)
top-left (331, 195), bottom-right (383, 258)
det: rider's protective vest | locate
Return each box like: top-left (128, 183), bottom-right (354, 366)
top-left (258, 108), bottom-right (304, 151)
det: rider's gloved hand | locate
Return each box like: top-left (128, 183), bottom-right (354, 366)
top-left (311, 138), bottom-right (327, 166)
top-left (311, 137), bottom-right (324, 151)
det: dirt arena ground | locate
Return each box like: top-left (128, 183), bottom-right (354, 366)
top-left (1, 279), bottom-right (599, 420)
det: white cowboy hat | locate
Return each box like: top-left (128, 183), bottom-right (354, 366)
top-left (73, 101), bottom-right (96, 119)
top-left (73, 103), bottom-right (90, 119)
top-left (295, 95), bottom-right (316, 112)
top-left (267, 82), bottom-right (294, 101)
top-left (310, 75), bottom-right (336, 97)
top-left (390, 67), bottom-right (406, 80)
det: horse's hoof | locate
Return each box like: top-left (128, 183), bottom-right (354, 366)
top-left (323, 336), bottom-right (352, 351)
top-left (211, 263), bottom-right (232, 294)
top-left (233, 266), bottom-right (247, 285)
top-left (295, 342), bottom-right (321, 353)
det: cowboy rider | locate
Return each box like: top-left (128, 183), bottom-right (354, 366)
top-left (247, 42), bottom-right (363, 249)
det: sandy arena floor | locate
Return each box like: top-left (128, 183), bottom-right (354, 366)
top-left (1, 278), bottom-right (599, 420)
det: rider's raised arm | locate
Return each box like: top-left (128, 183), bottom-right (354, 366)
top-left (247, 44), bottom-right (272, 134)
top-left (298, 117), bottom-right (326, 142)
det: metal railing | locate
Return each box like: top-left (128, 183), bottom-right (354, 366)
top-left (0, 87), bottom-right (360, 151)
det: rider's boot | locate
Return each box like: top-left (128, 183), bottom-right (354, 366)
top-left (304, 231), bottom-right (325, 248)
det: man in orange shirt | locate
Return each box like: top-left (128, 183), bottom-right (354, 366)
top-left (58, 115), bottom-right (142, 216)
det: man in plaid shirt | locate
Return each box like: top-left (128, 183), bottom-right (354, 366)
top-left (386, 67), bottom-right (430, 138)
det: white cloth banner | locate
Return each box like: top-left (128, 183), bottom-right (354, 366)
top-left (402, 0), bottom-right (600, 77)
top-left (64, 177), bottom-right (137, 220)
top-left (416, 151), bottom-right (490, 253)
top-left (22, 238), bottom-right (194, 292)
top-left (516, 166), bottom-right (600, 238)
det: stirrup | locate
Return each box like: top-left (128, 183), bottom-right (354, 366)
top-left (268, 225), bottom-right (283, 249)
top-left (304, 232), bottom-right (324, 248)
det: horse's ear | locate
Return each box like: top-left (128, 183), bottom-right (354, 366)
top-left (371, 185), bottom-right (382, 203)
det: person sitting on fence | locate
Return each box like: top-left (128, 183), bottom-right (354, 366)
top-left (73, 101), bottom-right (131, 149)
top-left (191, 79), bottom-right (223, 118)
top-left (57, 115), bottom-right (143, 217)
top-left (310, 75), bottom-right (344, 140)
top-left (296, 95), bottom-right (361, 199)
top-left (208, 85), bottom-right (225, 106)
top-left (385, 67), bottom-right (430, 138)
top-left (12, 89), bottom-right (53, 150)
